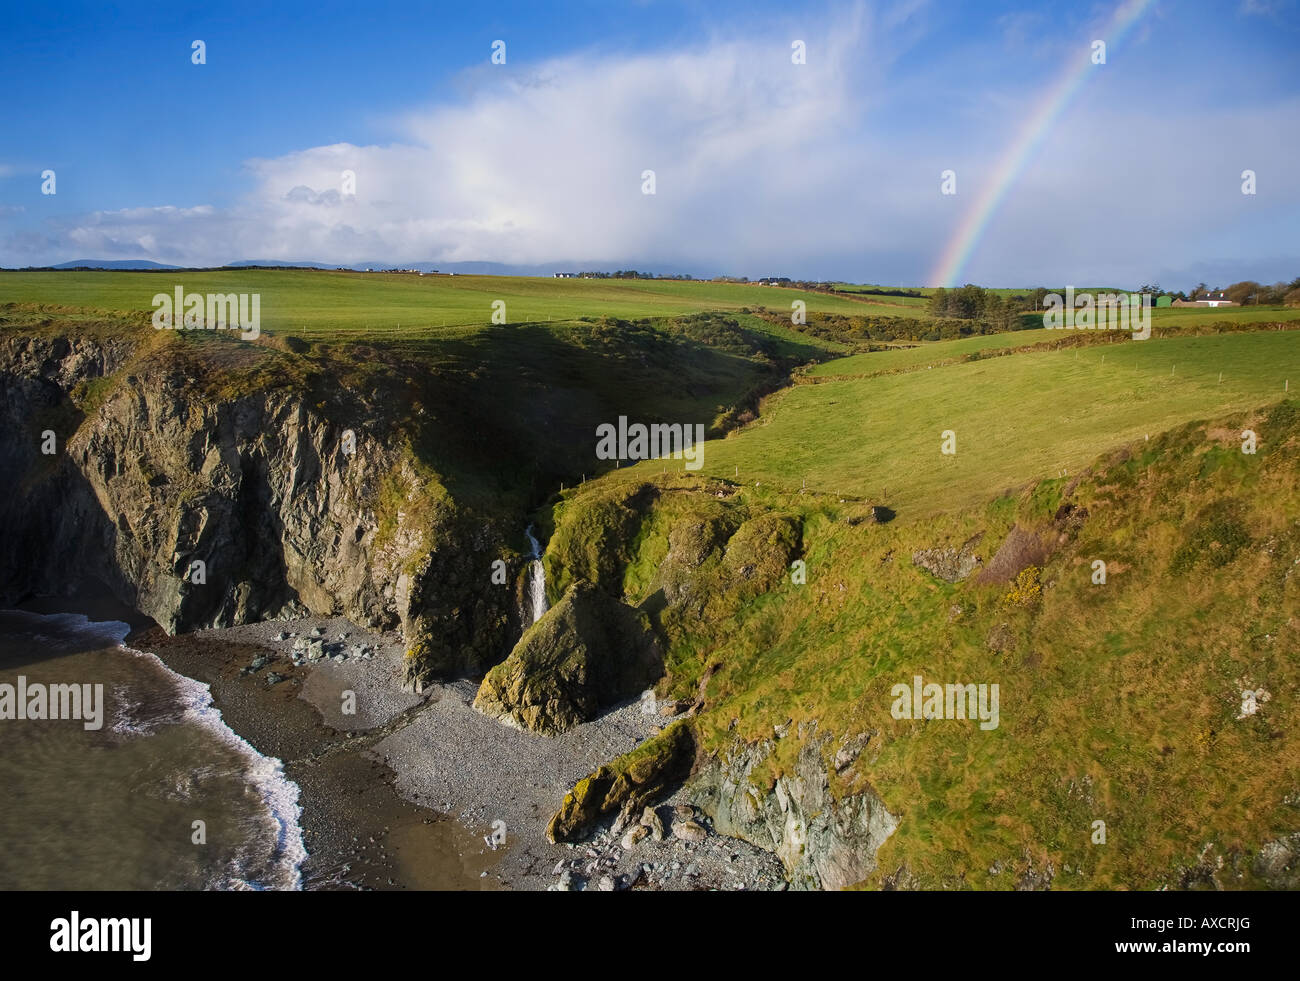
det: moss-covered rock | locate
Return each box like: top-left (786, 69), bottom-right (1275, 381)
top-left (722, 512), bottom-right (802, 589)
top-left (472, 580), bottom-right (661, 735)
top-left (657, 510), bottom-right (803, 630)
top-left (658, 509), bottom-right (738, 604)
top-left (546, 720), bottom-right (695, 843)
top-left (545, 483), bottom-right (656, 599)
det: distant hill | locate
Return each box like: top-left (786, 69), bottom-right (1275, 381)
top-left (224, 260), bottom-right (361, 270)
top-left (223, 259), bottom-right (680, 277)
top-left (45, 259), bottom-right (182, 271)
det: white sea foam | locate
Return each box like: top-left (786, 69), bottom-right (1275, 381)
top-left (118, 641), bottom-right (308, 890)
top-left (110, 688), bottom-right (152, 735)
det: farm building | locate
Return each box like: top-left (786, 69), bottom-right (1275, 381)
top-left (1173, 291), bottom-right (1237, 308)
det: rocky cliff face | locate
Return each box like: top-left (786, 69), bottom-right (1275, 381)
top-left (0, 332), bottom-right (517, 681)
top-left (688, 725), bottom-right (899, 890)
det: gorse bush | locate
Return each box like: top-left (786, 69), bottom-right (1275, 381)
top-left (1001, 566), bottom-right (1042, 608)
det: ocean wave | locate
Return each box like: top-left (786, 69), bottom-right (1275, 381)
top-left (118, 642), bottom-right (308, 891)
top-left (0, 609), bottom-right (131, 652)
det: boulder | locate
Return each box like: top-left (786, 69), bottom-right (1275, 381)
top-left (722, 513), bottom-right (802, 590)
top-left (912, 532), bottom-right (984, 583)
top-left (621, 825), bottom-right (650, 850)
top-left (611, 799), bottom-right (639, 837)
top-left (546, 720), bottom-right (695, 843)
top-left (672, 819), bottom-right (707, 843)
top-left (473, 580), bottom-right (661, 735)
top-left (640, 806), bottom-right (666, 842)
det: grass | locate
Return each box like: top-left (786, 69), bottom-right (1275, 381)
top-left (621, 329), bottom-right (1300, 516)
top-left (546, 398), bottom-right (1300, 889)
top-left (1150, 304), bottom-right (1300, 328)
top-left (0, 269), bottom-right (878, 339)
top-left (805, 328), bottom-right (1064, 377)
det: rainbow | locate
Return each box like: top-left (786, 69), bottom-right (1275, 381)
top-left (928, 0), bottom-right (1155, 288)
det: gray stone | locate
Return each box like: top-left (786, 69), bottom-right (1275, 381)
top-left (640, 805), bottom-right (666, 842)
top-left (672, 819), bottom-right (707, 844)
top-left (621, 825), bottom-right (649, 850)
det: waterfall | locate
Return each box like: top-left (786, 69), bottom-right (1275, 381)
top-left (524, 524), bottom-right (548, 626)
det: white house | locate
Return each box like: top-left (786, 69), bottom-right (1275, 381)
top-left (1173, 290), bottom-right (1237, 308)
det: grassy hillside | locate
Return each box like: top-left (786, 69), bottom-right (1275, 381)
top-left (613, 329), bottom-right (1300, 516)
top-left (536, 321), bottom-right (1299, 888)
top-left (543, 392), bottom-right (1300, 889)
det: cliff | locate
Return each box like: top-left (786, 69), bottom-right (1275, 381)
top-left (0, 321), bottom-right (518, 686)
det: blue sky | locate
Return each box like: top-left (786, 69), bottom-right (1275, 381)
top-left (1, 0), bottom-right (1297, 287)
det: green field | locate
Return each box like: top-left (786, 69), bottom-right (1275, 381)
top-left (0, 269), bottom-right (877, 338)
top-left (1149, 303), bottom-right (1300, 327)
top-left (7, 270), bottom-right (1295, 342)
top-left (806, 328), bottom-right (1061, 376)
top-left (626, 329), bottom-right (1300, 515)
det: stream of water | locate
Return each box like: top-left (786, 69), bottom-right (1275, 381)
top-left (524, 525), bottom-right (548, 627)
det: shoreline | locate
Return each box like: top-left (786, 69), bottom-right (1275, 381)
top-left (142, 614), bottom-right (789, 891)
top-left (131, 619), bottom-right (502, 891)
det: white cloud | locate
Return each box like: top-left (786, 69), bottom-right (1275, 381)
top-left (1239, 0), bottom-right (1288, 16)
top-left (230, 15), bottom-right (894, 272)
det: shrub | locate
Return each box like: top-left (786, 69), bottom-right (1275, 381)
top-left (1001, 566), bottom-right (1042, 607)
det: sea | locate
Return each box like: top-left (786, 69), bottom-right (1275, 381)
top-left (0, 609), bottom-right (305, 890)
